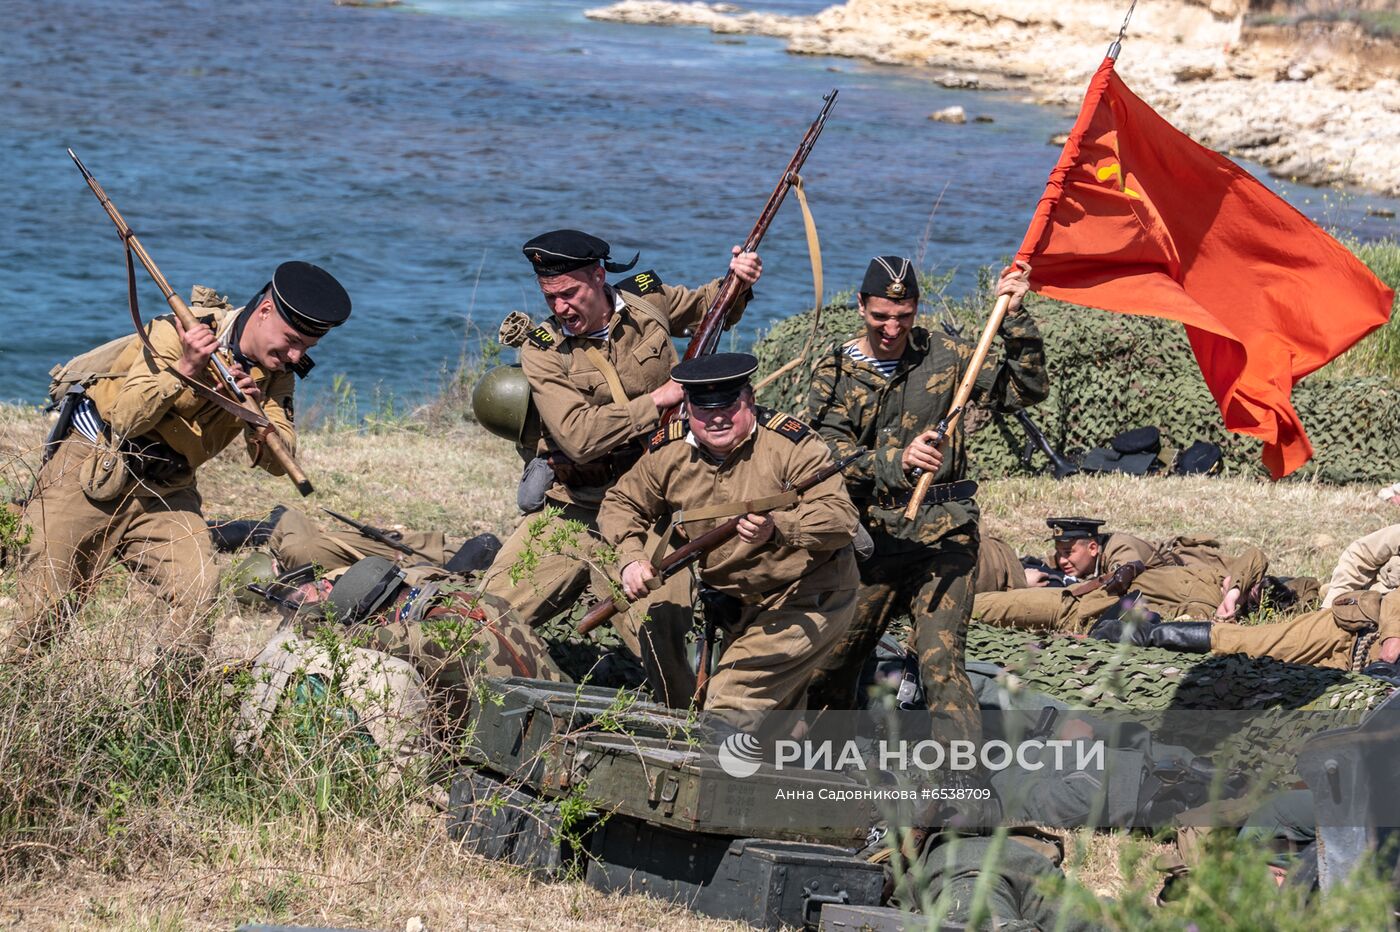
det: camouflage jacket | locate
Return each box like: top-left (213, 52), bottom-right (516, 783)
top-left (805, 314), bottom-right (1047, 547)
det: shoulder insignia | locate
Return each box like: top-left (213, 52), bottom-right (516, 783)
top-left (759, 408), bottom-right (812, 442)
top-left (615, 269), bottom-right (663, 297)
top-left (526, 326), bottom-right (555, 350)
top-left (646, 420), bottom-right (687, 451)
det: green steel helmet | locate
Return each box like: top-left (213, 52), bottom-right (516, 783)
top-left (229, 551), bottom-right (280, 606)
top-left (472, 364), bottom-right (535, 444)
top-left (326, 556), bottom-right (405, 625)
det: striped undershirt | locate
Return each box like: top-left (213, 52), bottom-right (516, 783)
top-left (71, 397), bottom-right (107, 443)
top-left (844, 344), bottom-right (900, 378)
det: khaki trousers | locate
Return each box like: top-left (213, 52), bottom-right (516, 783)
top-left (268, 506), bottom-right (450, 571)
top-left (1210, 610), bottom-right (1355, 670)
top-left (971, 587), bottom-right (1116, 634)
top-left (705, 551), bottom-right (859, 713)
top-left (13, 435), bottom-right (218, 655)
top-left (480, 502), bottom-right (697, 707)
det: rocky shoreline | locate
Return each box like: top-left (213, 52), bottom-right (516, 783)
top-left (587, 0), bottom-right (1400, 197)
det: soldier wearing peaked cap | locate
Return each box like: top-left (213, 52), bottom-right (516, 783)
top-left (14, 263), bottom-right (351, 661)
top-left (598, 354), bottom-right (860, 711)
top-left (804, 255), bottom-right (1045, 742)
top-left (478, 229), bottom-right (762, 708)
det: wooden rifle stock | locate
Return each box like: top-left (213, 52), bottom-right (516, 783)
top-left (658, 89), bottom-right (838, 428)
top-left (67, 149), bottom-right (313, 496)
top-left (576, 447), bottom-right (866, 635)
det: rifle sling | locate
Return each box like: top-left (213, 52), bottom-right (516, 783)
top-left (122, 235), bottom-right (269, 431)
top-left (673, 490), bottom-right (800, 525)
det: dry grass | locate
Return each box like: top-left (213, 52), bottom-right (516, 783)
top-left (2, 403), bottom-right (1396, 930)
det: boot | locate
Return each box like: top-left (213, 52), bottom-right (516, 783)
top-left (1147, 621), bottom-right (1213, 653)
top-left (207, 505), bottom-right (287, 552)
top-left (444, 532), bottom-right (502, 576)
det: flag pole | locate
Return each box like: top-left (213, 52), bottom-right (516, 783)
top-left (902, 11), bottom-right (1136, 522)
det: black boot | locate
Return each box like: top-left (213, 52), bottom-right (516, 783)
top-left (445, 532), bottom-right (502, 575)
top-left (207, 505), bottom-right (286, 552)
top-left (1147, 621), bottom-right (1213, 653)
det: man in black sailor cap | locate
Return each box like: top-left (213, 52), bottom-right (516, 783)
top-left (14, 261), bottom-right (351, 662)
top-left (477, 228), bottom-right (761, 708)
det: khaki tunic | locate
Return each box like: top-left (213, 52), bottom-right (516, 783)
top-left (1322, 524), bottom-right (1400, 607)
top-left (598, 413), bottom-right (859, 711)
top-left (84, 306), bottom-right (296, 482)
top-left (1211, 590), bottom-right (1400, 670)
top-left (15, 303), bottom-right (299, 653)
top-left (481, 278), bottom-right (747, 707)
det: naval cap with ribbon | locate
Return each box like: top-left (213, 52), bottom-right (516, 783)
top-left (522, 229), bottom-right (639, 277)
top-left (264, 261), bottom-right (352, 337)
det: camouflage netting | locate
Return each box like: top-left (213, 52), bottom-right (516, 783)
top-left (964, 624), bottom-right (1393, 713)
top-left (752, 294), bottom-right (1400, 483)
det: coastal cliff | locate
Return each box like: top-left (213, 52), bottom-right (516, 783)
top-left (588, 0), bottom-right (1400, 196)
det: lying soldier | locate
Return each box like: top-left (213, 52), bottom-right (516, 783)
top-left (975, 516), bottom-right (1256, 594)
top-left (240, 555), bottom-right (566, 766)
top-left (971, 546), bottom-right (1278, 633)
top-left (1091, 588), bottom-right (1400, 675)
top-left (210, 504), bottom-right (500, 575)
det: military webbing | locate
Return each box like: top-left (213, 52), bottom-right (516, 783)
top-left (582, 346), bottom-right (629, 407)
top-left (121, 236), bottom-right (269, 431)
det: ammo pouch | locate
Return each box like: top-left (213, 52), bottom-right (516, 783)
top-left (548, 445), bottom-right (642, 489)
top-left (1331, 590), bottom-right (1383, 634)
top-left (698, 585), bottom-right (743, 634)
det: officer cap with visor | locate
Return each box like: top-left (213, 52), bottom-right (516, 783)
top-left (1046, 516), bottom-right (1106, 542)
top-left (672, 353), bottom-right (759, 409)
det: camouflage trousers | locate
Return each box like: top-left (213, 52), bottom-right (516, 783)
top-left (344, 592), bottom-right (566, 726)
top-left (480, 502), bottom-right (696, 708)
top-left (268, 506), bottom-right (450, 572)
top-left (808, 542), bottom-right (981, 744)
top-left (11, 435), bottom-right (217, 656)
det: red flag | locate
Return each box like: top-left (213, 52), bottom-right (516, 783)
top-left (1016, 56), bottom-right (1395, 478)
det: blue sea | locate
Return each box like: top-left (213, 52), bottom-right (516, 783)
top-left (2, 0), bottom-right (1395, 410)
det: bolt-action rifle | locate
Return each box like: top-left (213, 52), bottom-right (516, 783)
top-left (577, 448), bottom-right (867, 636)
top-left (321, 507), bottom-right (442, 565)
top-left (67, 148), bottom-right (314, 496)
top-left (659, 89), bottom-right (838, 427)
top-left (1013, 410), bottom-right (1079, 479)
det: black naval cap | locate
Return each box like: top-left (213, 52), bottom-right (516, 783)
top-left (522, 229), bottom-right (639, 277)
top-left (1047, 516), bottom-right (1106, 542)
top-left (859, 256), bottom-right (919, 303)
top-left (267, 261), bottom-right (352, 338)
top-left (672, 352), bottom-right (758, 409)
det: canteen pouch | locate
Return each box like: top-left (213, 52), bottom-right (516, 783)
top-left (78, 439), bottom-right (131, 503)
top-left (1331, 590), bottom-right (1383, 634)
